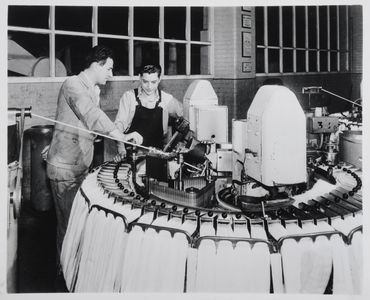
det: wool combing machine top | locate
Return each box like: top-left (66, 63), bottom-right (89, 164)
top-left (60, 81), bottom-right (363, 294)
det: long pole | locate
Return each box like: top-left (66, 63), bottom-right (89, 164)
top-left (321, 88), bottom-right (362, 108)
top-left (31, 112), bottom-right (152, 151)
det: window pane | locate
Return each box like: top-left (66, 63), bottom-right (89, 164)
top-left (319, 6), bottom-right (328, 49)
top-left (134, 41), bottom-right (159, 75)
top-left (8, 31), bottom-right (49, 76)
top-left (308, 6), bottom-right (317, 49)
top-left (329, 6), bottom-right (338, 49)
top-left (255, 7), bottom-right (264, 45)
top-left (55, 6), bottom-right (93, 32)
top-left (309, 51), bottom-right (317, 72)
top-left (165, 7), bottom-right (186, 40)
top-left (268, 49), bottom-right (279, 73)
top-left (164, 43), bottom-right (186, 75)
top-left (296, 50), bottom-right (306, 72)
top-left (256, 48), bottom-right (265, 73)
top-left (191, 7), bottom-right (209, 41)
top-left (320, 51), bottom-right (328, 72)
top-left (296, 6), bottom-right (306, 48)
top-left (55, 35), bottom-right (92, 76)
top-left (98, 7), bottom-right (129, 36)
top-left (134, 7), bottom-right (159, 38)
top-left (191, 44), bottom-right (210, 75)
top-left (282, 7), bottom-right (293, 47)
top-left (339, 6), bottom-right (348, 51)
top-left (8, 6), bottom-right (49, 29)
top-left (340, 52), bottom-right (348, 71)
top-left (330, 51), bottom-right (338, 71)
top-left (98, 38), bottom-right (129, 76)
top-left (283, 50), bottom-right (293, 72)
top-left (267, 7), bottom-right (279, 46)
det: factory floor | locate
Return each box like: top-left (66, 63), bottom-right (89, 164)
top-left (16, 200), bottom-right (68, 293)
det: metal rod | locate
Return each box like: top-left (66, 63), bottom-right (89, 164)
top-left (308, 199), bottom-right (341, 217)
top-left (329, 191), bottom-right (362, 209)
top-left (183, 162), bottom-right (202, 171)
top-left (31, 112), bottom-right (152, 151)
top-left (321, 88), bottom-right (362, 108)
top-left (320, 196), bottom-right (358, 213)
top-left (13, 108), bottom-right (28, 217)
top-left (163, 131), bottom-right (179, 152)
top-left (261, 201), bottom-right (267, 218)
top-left (287, 206), bottom-right (312, 220)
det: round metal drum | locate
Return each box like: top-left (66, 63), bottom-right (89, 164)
top-left (8, 121), bottom-right (18, 164)
top-left (28, 125), bottom-right (54, 211)
top-left (339, 131), bottom-right (362, 168)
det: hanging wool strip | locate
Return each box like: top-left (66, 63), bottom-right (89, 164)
top-left (194, 221), bottom-right (217, 292)
top-left (248, 224), bottom-right (271, 293)
top-left (60, 190), bottom-right (89, 291)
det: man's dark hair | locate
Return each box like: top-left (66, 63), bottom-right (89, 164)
top-left (85, 45), bottom-right (114, 69)
top-left (139, 64), bottom-right (162, 77)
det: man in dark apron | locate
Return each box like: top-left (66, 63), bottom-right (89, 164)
top-left (115, 64), bottom-right (183, 156)
top-left (126, 88), bottom-right (165, 149)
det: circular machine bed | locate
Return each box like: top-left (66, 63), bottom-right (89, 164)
top-left (60, 159), bottom-right (363, 294)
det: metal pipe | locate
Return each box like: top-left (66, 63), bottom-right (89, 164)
top-left (31, 112), bottom-right (152, 151)
top-left (321, 88), bottom-right (362, 108)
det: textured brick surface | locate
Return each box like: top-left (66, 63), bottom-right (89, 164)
top-left (8, 72), bottom-right (361, 132)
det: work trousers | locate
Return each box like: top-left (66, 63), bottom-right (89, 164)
top-left (46, 163), bottom-right (87, 266)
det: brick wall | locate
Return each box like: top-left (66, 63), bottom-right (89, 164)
top-left (213, 7), bottom-right (238, 78)
top-left (350, 5), bottom-right (363, 74)
top-left (8, 72), bottom-right (361, 140)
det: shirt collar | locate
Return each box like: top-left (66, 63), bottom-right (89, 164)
top-left (138, 86), bottom-right (160, 100)
top-left (79, 71), bottom-right (96, 91)
top-left (80, 71), bottom-right (100, 104)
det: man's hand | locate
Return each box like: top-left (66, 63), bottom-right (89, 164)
top-left (113, 151), bottom-right (126, 163)
top-left (110, 128), bottom-right (143, 145)
top-left (124, 131), bottom-right (143, 145)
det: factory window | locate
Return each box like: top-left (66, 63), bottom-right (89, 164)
top-left (8, 5), bottom-right (212, 79)
top-left (255, 6), bottom-right (349, 75)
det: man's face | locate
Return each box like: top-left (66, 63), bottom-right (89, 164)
top-left (140, 72), bottom-right (161, 96)
top-left (96, 57), bottom-right (114, 85)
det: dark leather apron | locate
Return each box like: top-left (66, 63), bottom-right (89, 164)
top-left (126, 88), bottom-right (164, 149)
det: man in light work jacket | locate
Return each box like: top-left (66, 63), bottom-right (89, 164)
top-left (46, 45), bottom-right (142, 264)
top-left (114, 64), bottom-right (183, 156)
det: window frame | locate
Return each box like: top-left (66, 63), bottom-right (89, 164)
top-left (8, 6), bottom-right (214, 83)
top-left (255, 5), bottom-right (350, 76)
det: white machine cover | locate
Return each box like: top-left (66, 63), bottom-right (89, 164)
top-left (183, 80), bottom-right (218, 131)
top-left (245, 85), bottom-right (306, 186)
top-left (193, 105), bottom-right (228, 143)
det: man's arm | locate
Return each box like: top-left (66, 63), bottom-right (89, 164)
top-left (114, 90), bottom-right (136, 133)
top-left (64, 79), bottom-right (116, 134)
top-left (109, 128), bottom-right (143, 145)
top-left (114, 90), bottom-right (144, 154)
top-left (110, 128), bottom-right (143, 162)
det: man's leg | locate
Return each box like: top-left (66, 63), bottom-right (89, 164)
top-left (49, 178), bottom-right (83, 261)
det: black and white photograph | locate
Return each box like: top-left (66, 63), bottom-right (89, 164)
top-left (1, 0), bottom-right (369, 298)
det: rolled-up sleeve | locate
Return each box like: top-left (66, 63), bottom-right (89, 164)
top-left (64, 80), bottom-right (116, 134)
top-left (114, 91), bottom-right (136, 133)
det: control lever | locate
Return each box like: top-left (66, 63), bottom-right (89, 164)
top-left (313, 166), bottom-right (336, 185)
